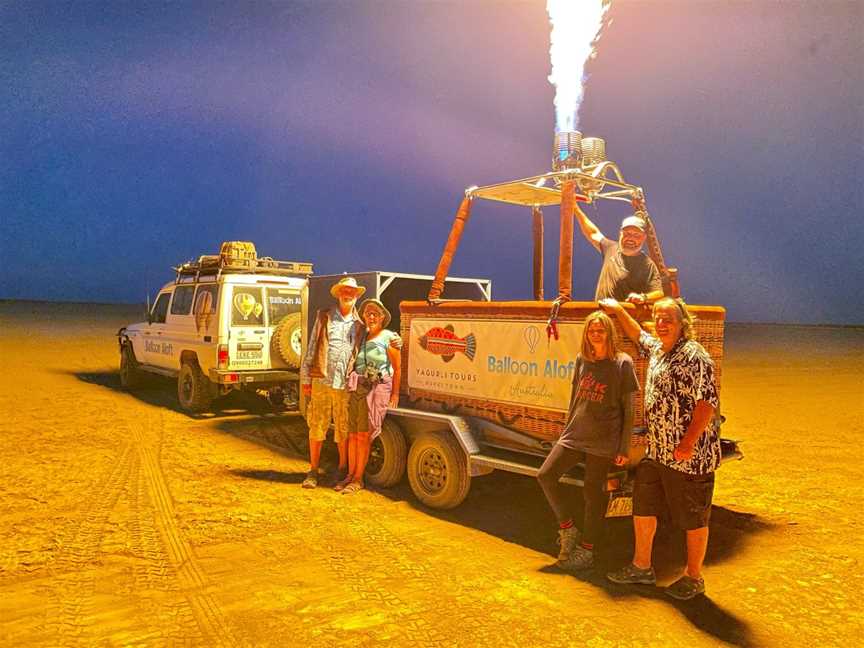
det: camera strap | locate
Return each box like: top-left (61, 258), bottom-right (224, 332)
top-left (363, 331), bottom-right (392, 376)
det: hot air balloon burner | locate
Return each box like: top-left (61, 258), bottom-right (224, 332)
top-left (578, 136), bottom-right (607, 195)
top-left (580, 137), bottom-right (606, 166)
top-left (552, 130), bottom-right (583, 172)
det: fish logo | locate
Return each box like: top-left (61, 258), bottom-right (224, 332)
top-left (419, 325), bottom-right (476, 363)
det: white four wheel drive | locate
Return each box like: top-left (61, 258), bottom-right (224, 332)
top-left (117, 242), bottom-right (311, 413)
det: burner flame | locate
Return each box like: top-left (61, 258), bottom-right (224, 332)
top-left (547, 0), bottom-right (611, 133)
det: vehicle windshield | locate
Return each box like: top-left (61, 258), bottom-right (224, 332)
top-left (265, 286), bottom-right (301, 326)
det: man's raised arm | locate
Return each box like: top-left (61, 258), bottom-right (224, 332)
top-left (574, 203), bottom-right (605, 252)
top-left (599, 298), bottom-right (642, 344)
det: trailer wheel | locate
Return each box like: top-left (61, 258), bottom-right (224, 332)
top-left (178, 361), bottom-right (214, 413)
top-left (119, 344), bottom-right (143, 390)
top-left (366, 418), bottom-right (407, 488)
top-left (407, 431), bottom-right (471, 509)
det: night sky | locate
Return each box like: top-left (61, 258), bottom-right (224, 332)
top-left (2, 1), bottom-right (862, 324)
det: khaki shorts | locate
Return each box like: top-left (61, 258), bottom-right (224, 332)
top-left (347, 376), bottom-right (393, 439)
top-left (307, 381), bottom-right (350, 443)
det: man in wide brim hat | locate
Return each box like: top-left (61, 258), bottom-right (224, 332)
top-left (300, 276), bottom-right (366, 489)
top-left (329, 276), bottom-right (366, 299)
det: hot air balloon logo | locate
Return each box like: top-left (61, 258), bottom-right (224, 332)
top-left (523, 325), bottom-right (540, 354)
top-left (194, 290), bottom-right (214, 333)
top-left (233, 292), bottom-right (257, 320)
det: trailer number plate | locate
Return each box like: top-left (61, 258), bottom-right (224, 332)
top-left (605, 495), bottom-right (633, 518)
top-left (237, 350), bottom-right (262, 359)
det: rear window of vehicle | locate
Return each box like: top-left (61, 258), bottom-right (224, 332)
top-left (231, 286), bottom-right (265, 326)
top-left (266, 287), bottom-right (302, 325)
top-left (170, 285), bottom-right (195, 315)
top-left (194, 284), bottom-right (218, 315)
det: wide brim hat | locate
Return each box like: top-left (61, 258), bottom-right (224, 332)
top-left (359, 298), bottom-right (391, 327)
top-left (330, 276), bottom-right (366, 299)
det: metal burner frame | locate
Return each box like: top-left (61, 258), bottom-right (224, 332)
top-left (427, 163), bottom-right (679, 303)
top-left (467, 162), bottom-right (635, 208)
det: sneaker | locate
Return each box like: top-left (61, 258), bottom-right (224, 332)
top-left (665, 574), bottom-right (705, 600)
top-left (556, 526), bottom-right (581, 563)
top-left (301, 470), bottom-right (319, 489)
top-left (562, 546), bottom-right (594, 571)
top-left (606, 563), bottom-right (656, 585)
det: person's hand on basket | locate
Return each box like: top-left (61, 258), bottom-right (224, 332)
top-left (625, 292), bottom-right (647, 305)
top-left (599, 298), bottom-right (623, 314)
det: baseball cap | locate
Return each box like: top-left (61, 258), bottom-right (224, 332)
top-left (620, 215), bottom-right (646, 232)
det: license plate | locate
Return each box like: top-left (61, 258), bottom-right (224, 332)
top-left (605, 495), bottom-right (633, 518)
top-left (237, 350), bottom-right (262, 359)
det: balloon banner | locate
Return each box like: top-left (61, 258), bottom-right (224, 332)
top-left (408, 317), bottom-right (585, 412)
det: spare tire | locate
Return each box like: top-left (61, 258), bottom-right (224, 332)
top-left (273, 312), bottom-right (303, 368)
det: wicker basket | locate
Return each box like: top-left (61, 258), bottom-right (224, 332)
top-left (400, 300), bottom-right (725, 446)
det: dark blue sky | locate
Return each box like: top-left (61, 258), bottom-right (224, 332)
top-left (2, 1), bottom-right (862, 324)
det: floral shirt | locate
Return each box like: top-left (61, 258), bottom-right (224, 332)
top-left (639, 330), bottom-right (721, 475)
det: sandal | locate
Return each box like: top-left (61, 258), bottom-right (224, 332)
top-left (665, 574), bottom-right (705, 600)
top-left (341, 482), bottom-right (364, 494)
top-left (606, 563), bottom-right (656, 585)
top-left (301, 470), bottom-right (319, 489)
top-left (333, 476), bottom-right (354, 492)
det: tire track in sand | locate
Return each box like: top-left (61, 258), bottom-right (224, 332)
top-left (124, 407), bottom-right (243, 647)
top-left (45, 441), bottom-right (135, 646)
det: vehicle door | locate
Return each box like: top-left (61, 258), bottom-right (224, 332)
top-left (163, 284), bottom-right (196, 369)
top-left (191, 284), bottom-right (219, 372)
top-left (228, 285), bottom-right (268, 370)
top-left (142, 290), bottom-right (172, 366)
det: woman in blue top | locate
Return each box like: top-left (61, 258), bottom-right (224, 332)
top-left (537, 310), bottom-right (639, 570)
top-left (337, 299), bottom-right (401, 494)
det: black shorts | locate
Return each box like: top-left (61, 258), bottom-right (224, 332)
top-left (632, 459), bottom-right (714, 530)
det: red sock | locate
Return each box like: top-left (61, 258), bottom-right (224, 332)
top-left (581, 542), bottom-right (594, 551)
top-left (559, 519), bottom-right (574, 529)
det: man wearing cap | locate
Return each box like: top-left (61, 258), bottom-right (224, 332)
top-left (300, 277), bottom-right (366, 489)
top-left (574, 204), bottom-right (664, 305)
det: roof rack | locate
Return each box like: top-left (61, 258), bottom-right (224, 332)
top-left (173, 255), bottom-right (313, 283)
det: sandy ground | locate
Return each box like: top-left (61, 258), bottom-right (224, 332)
top-left (0, 301), bottom-right (862, 647)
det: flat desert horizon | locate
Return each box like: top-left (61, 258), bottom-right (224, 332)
top-left (1, 300), bottom-right (862, 646)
